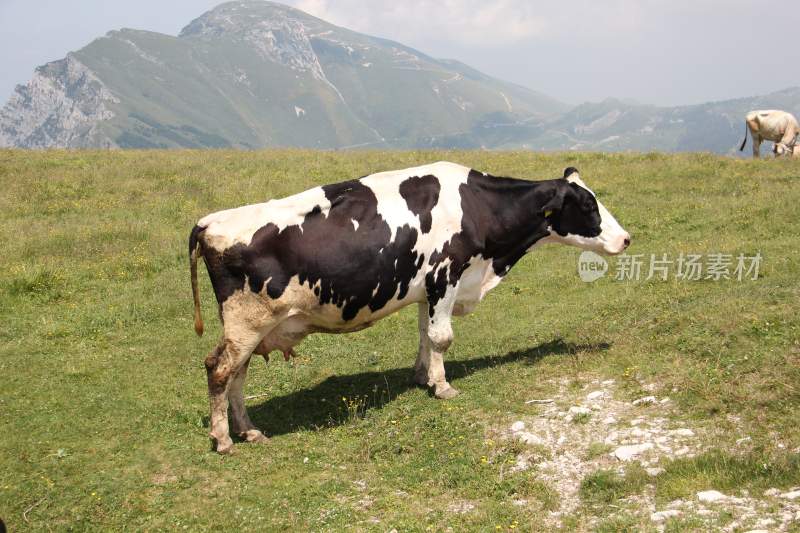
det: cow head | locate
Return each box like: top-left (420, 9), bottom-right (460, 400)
top-left (773, 143), bottom-right (793, 157)
top-left (542, 167), bottom-right (631, 255)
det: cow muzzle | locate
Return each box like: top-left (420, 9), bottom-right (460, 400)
top-left (602, 231), bottom-right (631, 255)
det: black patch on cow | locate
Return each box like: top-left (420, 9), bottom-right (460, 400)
top-left (203, 179), bottom-right (423, 322)
top-left (200, 167), bottom-right (609, 322)
top-left (425, 266), bottom-right (449, 317)
top-left (399, 174), bottom-right (440, 233)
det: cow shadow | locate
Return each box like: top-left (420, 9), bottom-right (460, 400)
top-left (246, 338), bottom-right (610, 437)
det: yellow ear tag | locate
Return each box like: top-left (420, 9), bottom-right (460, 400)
top-left (544, 210), bottom-right (553, 218)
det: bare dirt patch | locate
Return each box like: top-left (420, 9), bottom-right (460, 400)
top-left (494, 378), bottom-right (800, 530)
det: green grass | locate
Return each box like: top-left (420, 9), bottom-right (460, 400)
top-left (579, 466), bottom-right (649, 506)
top-left (1, 149), bottom-right (799, 531)
top-left (655, 450), bottom-right (800, 501)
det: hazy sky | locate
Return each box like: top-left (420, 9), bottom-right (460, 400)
top-left (1, 0), bottom-right (798, 106)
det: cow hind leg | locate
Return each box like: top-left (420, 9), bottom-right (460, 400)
top-left (205, 330), bottom-right (264, 454)
top-left (227, 356), bottom-right (268, 444)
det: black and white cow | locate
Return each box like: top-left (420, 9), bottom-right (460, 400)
top-left (189, 162), bottom-right (630, 454)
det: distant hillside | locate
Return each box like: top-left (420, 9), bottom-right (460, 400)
top-left (0, 1), bottom-right (564, 150)
top-left (424, 88), bottom-right (800, 153)
top-left (510, 88), bottom-right (800, 154)
top-left (1, 1), bottom-right (798, 152)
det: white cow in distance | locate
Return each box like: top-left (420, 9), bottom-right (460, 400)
top-left (739, 110), bottom-right (799, 158)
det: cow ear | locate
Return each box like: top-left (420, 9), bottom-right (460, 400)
top-left (563, 167), bottom-right (579, 180)
top-left (541, 187), bottom-right (566, 215)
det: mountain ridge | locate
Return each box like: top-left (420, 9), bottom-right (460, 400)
top-left (1, 1), bottom-right (798, 152)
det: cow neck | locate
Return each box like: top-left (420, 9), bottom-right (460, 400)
top-left (464, 171), bottom-right (553, 275)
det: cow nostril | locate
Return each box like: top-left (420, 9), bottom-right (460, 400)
top-left (624, 238), bottom-right (631, 247)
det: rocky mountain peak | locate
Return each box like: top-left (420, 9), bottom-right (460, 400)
top-left (179, 1), bottom-right (312, 37)
top-left (179, 1), bottom-right (329, 79)
top-left (0, 54), bottom-right (118, 148)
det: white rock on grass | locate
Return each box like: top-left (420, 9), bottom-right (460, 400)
top-left (516, 432), bottom-right (543, 445)
top-left (510, 421), bottom-right (525, 433)
top-left (670, 428), bottom-right (695, 437)
top-left (602, 416), bottom-right (617, 425)
top-left (763, 488), bottom-right (781, 497)
top-left (613, 443), bottom-right (653, 461)
top-left (646, 467), bottom-right (665, 476)
top-left (569, 406), bottom-right (592, 415)
top-left (697, 490), bottom-right (728, 503)
top-left (666, 499), bottom-right (686, 508)
top-left (781, 490), bottom-right (800, 500)
top-left (510, 456), bottom-right (529, 473)
top-left (586, 390), bottom-right (605, 401)
top-left (650, 509), bottom-right (681, 522)
top-left (633, 396), bottom-right (657, 406)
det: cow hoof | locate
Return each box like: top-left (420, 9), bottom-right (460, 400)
top-left (215, 441), bottom-right (235, 455)
top-left (242, 429), bottom-right (269, 444)
top-left (211, 433), bottom-right (235, 455)
top-left (433, 384), bottom-right (460, 400)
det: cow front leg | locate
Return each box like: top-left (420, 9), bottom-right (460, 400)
top-left (413, 302), bottom-right (432, 386)
top-left (227, 356), bottom-right (268, 444)
top-left (422, 286), bottom-right (458, 399)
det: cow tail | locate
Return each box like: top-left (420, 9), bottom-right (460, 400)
top-left (189, 224), bottom-right (204, 337)
top-left (739, 121), bottom-right (748, 151)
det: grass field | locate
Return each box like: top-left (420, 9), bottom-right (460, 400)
top-left (1, 149), bottom-right (799, 531)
